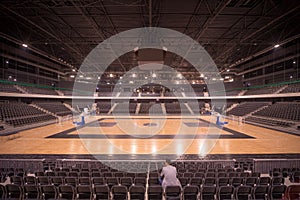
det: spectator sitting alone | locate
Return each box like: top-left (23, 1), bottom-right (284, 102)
top-left (160, 159), bottom-right (181, 189)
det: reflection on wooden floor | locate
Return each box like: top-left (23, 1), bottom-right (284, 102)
top-left (0, 115), bottom-right (299, 157)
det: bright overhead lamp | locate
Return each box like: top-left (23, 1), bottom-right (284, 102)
top-left (72, 69), bottom-right (76, 72)
top-left (274, 44), bottom-right (280, 48)
top-left (70, 75), bottom-right (75, 78)
top-left (22, 43), bottom-right (28, 48)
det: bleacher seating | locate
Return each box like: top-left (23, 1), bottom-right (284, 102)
top-left (226, 90), bottom-right (242, 96)
top-left (227, 102), bottom-right (270, 116)
top-left (244, 86), bottom-right (282, 95)
top-left (280, 82), bottom-right (300, 93)
top-left (98, 91), bottom-right (113, 97)
top-left (113, 102), bottom-right (137, 114)
top-left (0, 83), bottom-right (22, 93)
top-left (253, 102), bottom-right (300, 121)
top-left (246, 116), bottom-right (295, 128)
top-left (165, 101), bottom-right (181, 114)
top-left (96, 101), bottom-right (112, 114)
top-left (35, 102), bottom-right (73, 116)
top-left (0, 159), bottom-right (297, 200)
top-left (0, 103), bottom-right (56, 127)
top-left (139, 102), bottom-right (162, 114)
top-left (59, 90), bottom-right (86, 96)
top-left (22, 86), bottom-right (58, 95)
top-left (141, 92), bottom-right (160, 97)
top-left (165, 101), bottom-right (191, 114)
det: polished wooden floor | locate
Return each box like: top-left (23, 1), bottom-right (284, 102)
top-left (0, 115), bottom-right (300, 157)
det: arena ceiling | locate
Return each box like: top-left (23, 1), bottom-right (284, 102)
top-left (0, 0), bottom-right (300, 79)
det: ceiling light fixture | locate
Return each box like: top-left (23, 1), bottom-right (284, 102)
top-left (22, 43), bottom-right (28, 48)
top-left (274, 44), bottom-right (280, 48)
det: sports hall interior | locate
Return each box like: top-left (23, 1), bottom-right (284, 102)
top-left (0, 0), bottom-right (299, 199)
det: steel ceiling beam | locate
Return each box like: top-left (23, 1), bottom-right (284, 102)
top-left (216, 3), bottom-right (300, 65)
top-left (176, 0), bottom-right (231, 67)
top-left (0, 4), bottom-right (84, 60)
top-left (71, 0), bottom-right (126, 72)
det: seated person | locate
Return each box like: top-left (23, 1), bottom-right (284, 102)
top-left (160, 159), bottom-right (181, 189)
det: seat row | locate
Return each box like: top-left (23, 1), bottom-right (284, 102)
top-left (158, 177), bottom-right (284, 188)
top-left (9, 175), bottom-right (285, 189)
top-left (161, 184), bottom-right (289, 200)
top-left (30, 171), bottom-right (149, 178)
top-left (0, 183), bottom-right (291, 200)
top-left (10, 176), bottom-right (147, 188)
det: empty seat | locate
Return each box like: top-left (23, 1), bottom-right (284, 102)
top-left (189, 177), bottom-right (203, 188)
top-left (94, 185), bottom-right (110, 200)
top-left (218, 177), bottom-right (230, 186)
top-left (201, 186), bottom-right (216, 200)
top-left (252, 185), bottom-right (269, 200)
top-left (218, 186), bottom-right (234, 200)
top-left (285, 185), bottom-right (300, 200)
top-left (148, 185), bottom-right (163, 200)
top-left (269, 185), bottom-right (287, 200)
top-left (40, 185), bottom-right (57, 199)
top-left (271, 177), bottom-right (284, 185)
top-left (76, 185), bottom-right (93, 199)
top-left (23, 184), bottom-right (40, 199)
top-left (129, 185), bottom-right (146, 200)
top-left (183, 185), bottom-right (199, 200)
top-left (258, 177), bottom-right (271, 186)
top-left (235, 185), bottom-right (252, 200)
top-left (5, 184), bottom-right (22, 199)
top-left (120, 177), bottom-right (133, 189)
top-left (111, 185), bottom-right (128, 200)
top-left (165, 185), bottom-right (182, 200)
top-left (58, 184), bottom-right (75, 199)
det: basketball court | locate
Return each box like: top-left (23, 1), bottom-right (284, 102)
top-left (1, 115), bottom-right (299, 159)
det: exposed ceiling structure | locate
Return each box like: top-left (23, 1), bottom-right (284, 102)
top-left (0, 0), bottom-right (299, 82)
